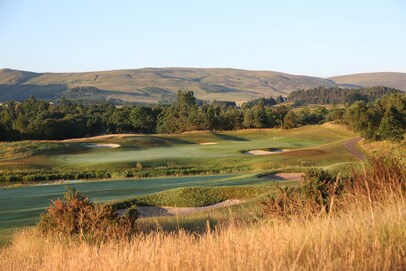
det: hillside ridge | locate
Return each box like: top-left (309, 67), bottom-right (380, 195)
top-left (0, 68), bottom-right (404, 103)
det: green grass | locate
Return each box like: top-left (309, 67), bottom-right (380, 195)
top-left (0, 173), bottom-right (298, 245)
top-left (0, 124), bottom-right (362, 184)
top-left (51, 125), bottom-right (357, 170)
top-left (110, 185), bottom-right (291, 209)
top-left (0, 124), bottom-right (364, 245)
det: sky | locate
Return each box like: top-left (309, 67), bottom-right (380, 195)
top-left (0, 0), bottom-right (405, 77)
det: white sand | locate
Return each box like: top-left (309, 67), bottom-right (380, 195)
top-left (85, 143), bottom-right (121, 149)
top-left (199, 142), bottom-right (218, 145)
top-left (246, 149), bottom-right (286, 155)
top-left (119, 199), bottom-right (243, 218)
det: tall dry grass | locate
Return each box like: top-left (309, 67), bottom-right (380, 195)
top-left (0, 157), bottom-right (405, 271)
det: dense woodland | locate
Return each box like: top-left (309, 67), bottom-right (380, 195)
top-left (0, 89), bottom-right (404, 142)
top-left (288, 86), bottom-right (401, 105)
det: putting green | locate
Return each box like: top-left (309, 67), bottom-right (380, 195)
top-left (53, 125), bottom-right (356, 168)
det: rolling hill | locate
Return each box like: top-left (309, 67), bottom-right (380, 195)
top-left (0, 68), bottom-right (337, 103)
top-left (0, 68), bottom-right (404, 103)
top-left (330, 72), bottom-right (406, 91)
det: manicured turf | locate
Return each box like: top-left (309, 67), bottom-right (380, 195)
top-left (0, 124), bottom-right (363, 245)
top-left (0, 173), bottom-right (293, 245)
top-left (51, 125), bottom-right (357, 171)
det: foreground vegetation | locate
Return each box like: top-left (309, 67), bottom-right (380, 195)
top-left (1, 156), bottom-right (404, 270)
top-left (1, 173), bottom-right (289, 244)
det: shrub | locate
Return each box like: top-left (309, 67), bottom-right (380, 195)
top-left (301, 168), bottom-right (343, 210)
top-left (343, 156), bottom-right (405, 203)
top-left (38, 187), bottom-right (138, 242)
top-left (262, 169), bottom-right (343, 219)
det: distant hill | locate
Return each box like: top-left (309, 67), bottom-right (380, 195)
top-left (0, 68), bottom-right (336, 103)
top-left (330, 72), bottom-right (406, 91)
top-left (0, 68), bottom-right (403, 104)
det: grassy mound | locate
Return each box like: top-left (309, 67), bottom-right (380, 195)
top-left (111, 185), bottom-right (273, 209)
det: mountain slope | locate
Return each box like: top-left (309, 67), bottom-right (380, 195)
top-left (330, 72), bottom-right (406, 91)
top-left (0, 68), bottom-right (336, 103)
top-left (1, 68), bottom-right (403, 104)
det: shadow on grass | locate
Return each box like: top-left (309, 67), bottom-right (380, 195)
top-left (212, 133), bottom-right (249, 142)
top-left (151, 137), bottom-right (195, 145)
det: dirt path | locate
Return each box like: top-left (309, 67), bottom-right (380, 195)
top-left (343, 137), bottom-right (365, 161)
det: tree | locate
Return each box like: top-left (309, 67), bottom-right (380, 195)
top-left (377, 116), bottom-right (404, 141)
top-left (283, 111), bottom-right (299, 129)
top-left (129, 106), bottom-right (158, 133)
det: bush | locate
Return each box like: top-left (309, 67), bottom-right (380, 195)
top-left (38, 187), bottom-right (138, 242)
top-left (344, 156), bottom-right (405, 203)
top-left (301, 168), bottom-right (343, 210)
top-left (262, 169), bottom-right (343, 219)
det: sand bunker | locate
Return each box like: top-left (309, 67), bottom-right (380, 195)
top-left (246, 149), bottom-right (286, 155)
top-left (199, 142), bottom-right (218, 145)
top-left (122, 199), bottom-right (243, 218)
top-left (261, 173), bottom-right (302, 181)
top-left (85, 143), bottom-right (121, 149)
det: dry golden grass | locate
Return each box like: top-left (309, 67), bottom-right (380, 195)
top-left (1, 156), bottom-right (404, 271)
top-left (359, 139), bottom-right (406, 158)
top-left (1, 199), bottom-right (404, 271)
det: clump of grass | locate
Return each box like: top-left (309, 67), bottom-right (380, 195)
top-left (340, 155), bottom-right (405, 206)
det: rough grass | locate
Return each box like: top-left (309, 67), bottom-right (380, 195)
top-left (0, 156), bottom-right (404, 270)
top-left (1, 186), bottom-right (404, 270)
top-left (0, 141), bottom-right (65, 160)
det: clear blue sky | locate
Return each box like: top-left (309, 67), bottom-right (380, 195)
top-left (0, 0), bottom-right (405, 76)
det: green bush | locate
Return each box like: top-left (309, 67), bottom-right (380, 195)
top-left (38, 187), bottom-right (138, 242)
top-left (262, 168), bottom-right (342, 218)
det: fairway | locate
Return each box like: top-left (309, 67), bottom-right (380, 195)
top-left (0, 124), bottom-right (364, 245)
top-left (51, 124), bottom-right (358, 170)
top-left (0, 173), bottom-right (290, 244)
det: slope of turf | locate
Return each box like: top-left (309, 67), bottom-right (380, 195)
top-left (51, 124), bottom-right (357, 171)
top-left (110, 185), bottom-right (286, 209)
top-left (0, 173), bottom-right (292, 245)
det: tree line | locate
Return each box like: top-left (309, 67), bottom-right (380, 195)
top-left (0, 90), bottom-right (404, 141)
top-left (288, 86), bottom-right (401, 105)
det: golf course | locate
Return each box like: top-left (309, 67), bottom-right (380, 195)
top-left (0, 123), bottom-right (364, 245)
